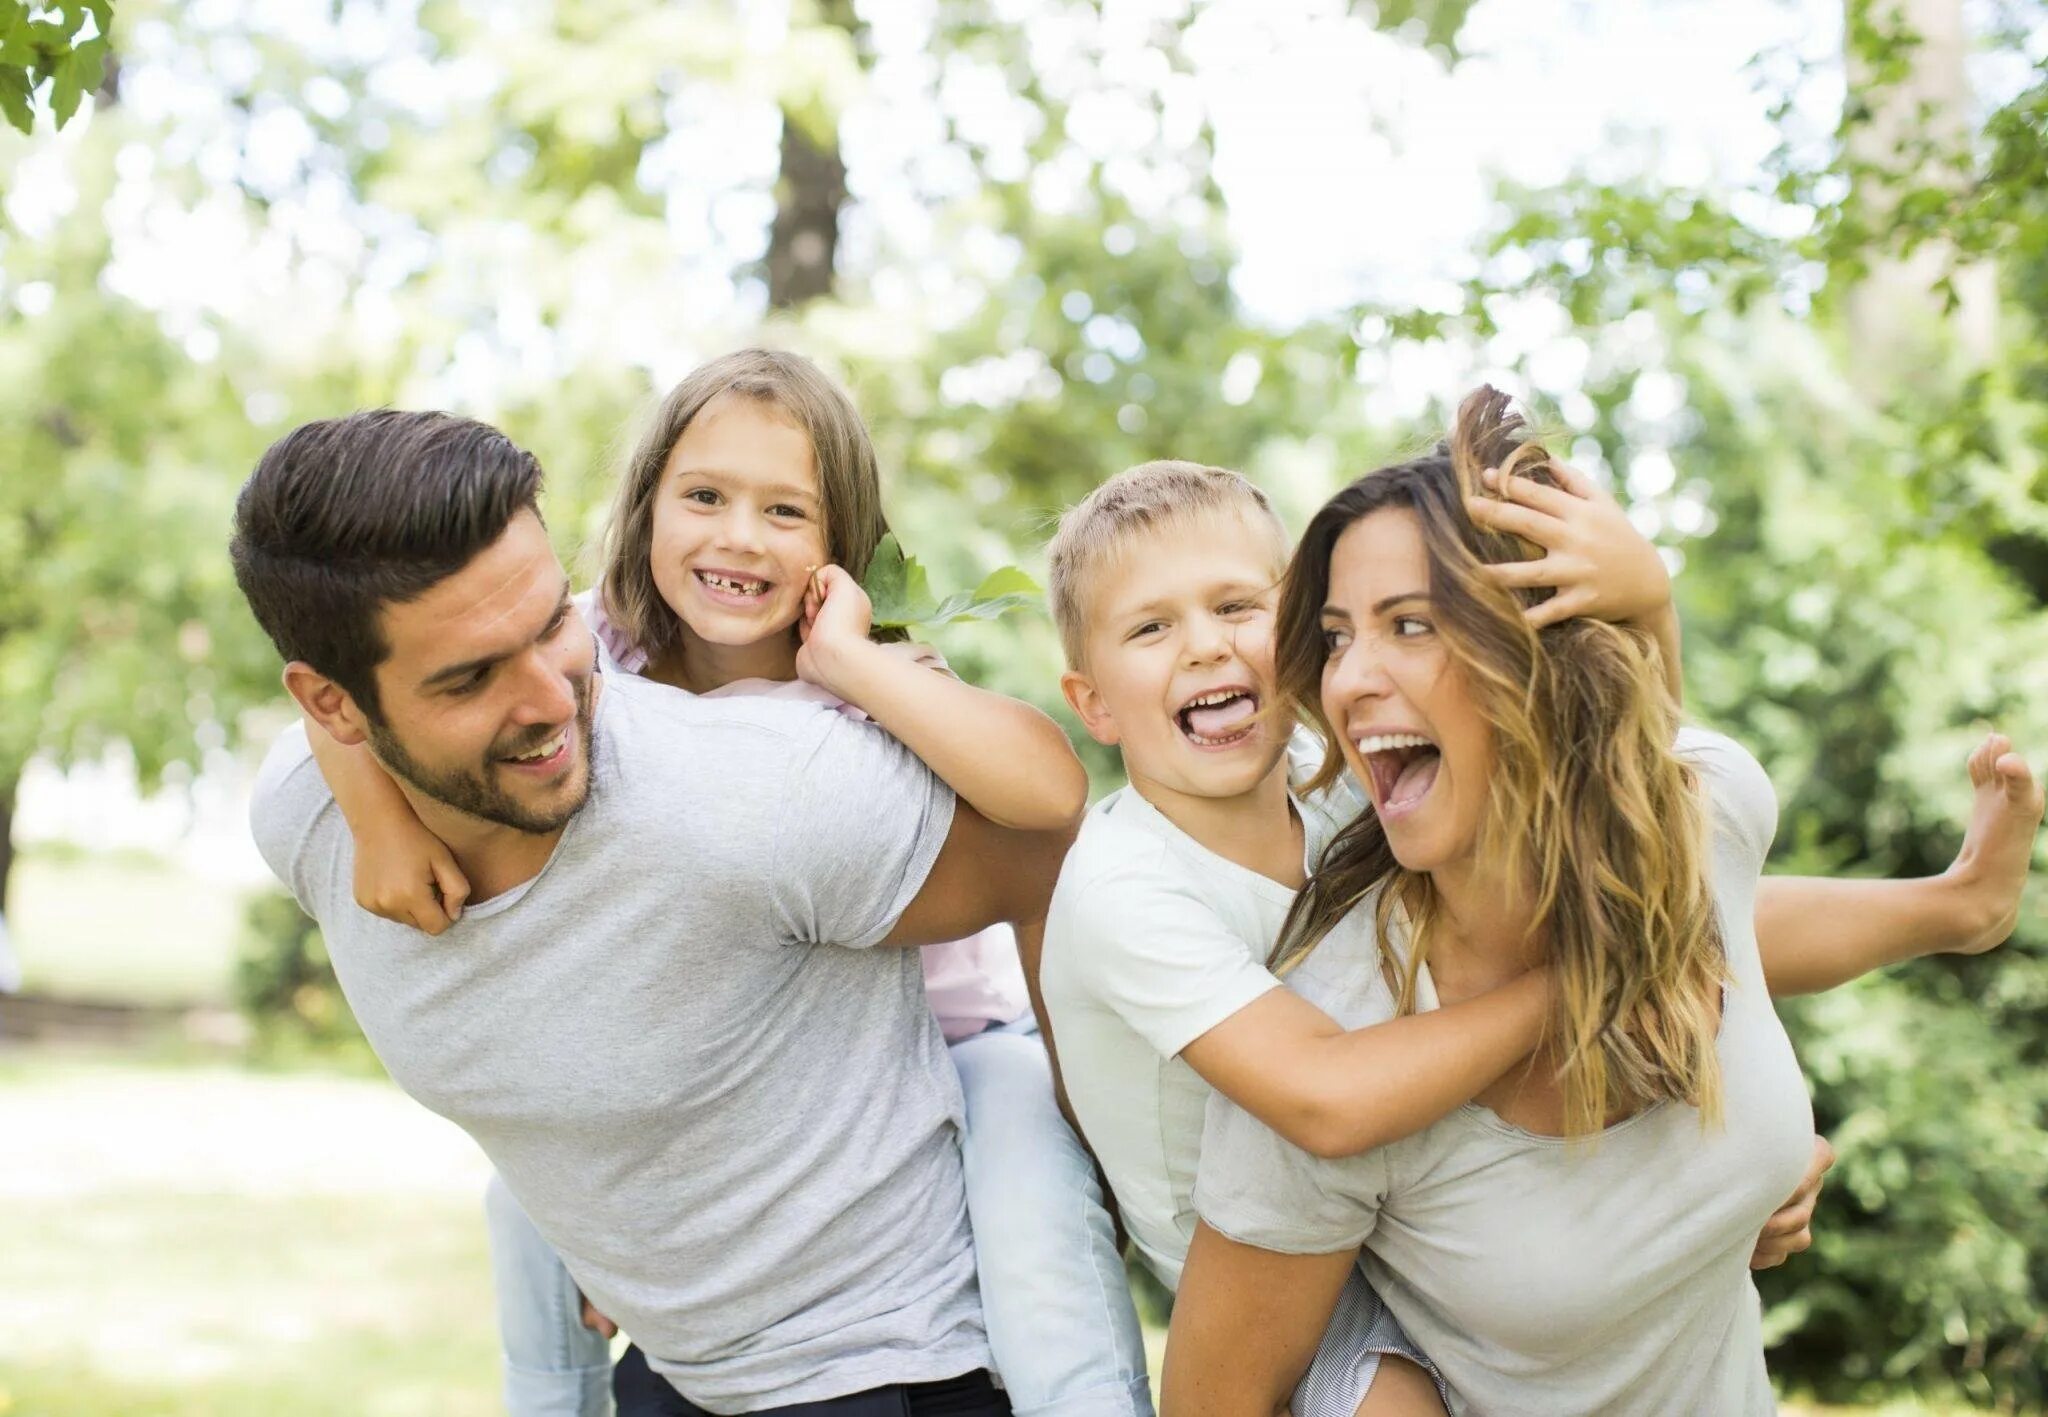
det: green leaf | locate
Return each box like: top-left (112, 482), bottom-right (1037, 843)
top-left (0, 66), bottom-right (30, 134)
top-left (48, 49), bottom-right (82, 126)
top-left (858, 534), bottom-right (1042, 630)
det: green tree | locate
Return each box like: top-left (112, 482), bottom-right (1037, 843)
top-left (0, 0), bottom-right (110, 133)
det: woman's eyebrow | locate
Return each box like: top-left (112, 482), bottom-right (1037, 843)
top-left (1372, 591), bottom-right (1431, 614)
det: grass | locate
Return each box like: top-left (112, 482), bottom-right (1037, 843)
top-left (9, 851), bottom-right (242, 1007)
top-left (0, 1053), bottom-right (503, 1417)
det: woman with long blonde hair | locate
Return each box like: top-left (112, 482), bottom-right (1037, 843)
top-left (1159, 387), bottom-right (2040, 1413)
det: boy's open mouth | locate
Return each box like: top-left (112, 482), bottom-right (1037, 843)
top-left (695, 569), bottom-right (771, 601)
top-left (1177, 687), bottom-right (1260, 749)
top-left (1355, 732), bottom-right (1441, 814)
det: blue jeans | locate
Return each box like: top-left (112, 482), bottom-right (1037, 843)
top-left (483, 1016), bottom-right (1152, 1417)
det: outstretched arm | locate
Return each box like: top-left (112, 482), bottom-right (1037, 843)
top-left (798, 565), bottom-right (1089, 832)
top-left (1757, 733), bottom-right (2041, 996)
top-left (1180, 970), bottom-right (1551, 1160)
top-left (301, 712), bottom-right (470, 933)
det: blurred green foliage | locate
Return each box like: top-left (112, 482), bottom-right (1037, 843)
top-left (4, 0), bottom-right (2045, 1405)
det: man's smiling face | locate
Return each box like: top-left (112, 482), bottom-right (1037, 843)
top-left (363, 509), bottom-right (598, 834)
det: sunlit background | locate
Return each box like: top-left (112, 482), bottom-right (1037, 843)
top-left (3, 1), bottom-right (2046, 1412)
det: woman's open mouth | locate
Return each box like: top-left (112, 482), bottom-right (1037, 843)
top-left (1355, 731), bottom-right (1440, 818)
top-left (1177, 687), bottom-right (1261, 750)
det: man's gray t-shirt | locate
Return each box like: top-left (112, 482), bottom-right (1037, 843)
top-left (251, 670), bottom-right (985, 1412)
top-left (1195, 729), bottom-right (1816, 1415)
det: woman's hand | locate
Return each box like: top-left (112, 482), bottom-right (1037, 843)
top-left (353, 816), bottom-right (470, 935)
top-left (1466, 461), bottom-right (1671, 630)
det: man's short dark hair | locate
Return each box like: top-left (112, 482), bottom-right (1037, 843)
top-left (230, 409), bottom-right (545, 718)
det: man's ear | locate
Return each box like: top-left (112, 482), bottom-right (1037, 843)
top-left (1060, 669), bottom-right (1120, 748)
top-left (282, 662), bottom-right (373, 748)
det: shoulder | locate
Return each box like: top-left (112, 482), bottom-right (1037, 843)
top-left (1675, 725), bottom-right (1778, 867)
top-left (1275, 892), bottom-right (1401, 1031)
top-left (247, 724), bottom-right (349, 915)
top-left (1052, 790), bottom-right (1182, 910)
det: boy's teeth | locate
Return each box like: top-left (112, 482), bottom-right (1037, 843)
top-left (1353, 733), bottom-right (1432, 754)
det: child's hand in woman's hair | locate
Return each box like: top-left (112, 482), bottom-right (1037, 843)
top-left (796, 563), bottom-right (876, 695)
top-left (1465, 460), bottom-right (1671, 630)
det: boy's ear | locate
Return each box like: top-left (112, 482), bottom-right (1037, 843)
top-left (1060, 669), bottom-right (1121, 747)
top-left (282, 662), bottom-right (374, 748)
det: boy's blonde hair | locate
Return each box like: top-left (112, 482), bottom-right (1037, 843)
top-left (1046, 459), bottom-right (1288, 668)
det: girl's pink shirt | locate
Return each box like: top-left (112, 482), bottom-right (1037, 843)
top-left (575, 589), bottom-right (1030, 1041)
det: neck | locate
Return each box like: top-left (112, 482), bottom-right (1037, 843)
top-left (648, 626), bottom-right (799, 694)
top-left (403, 788), bottom-right (566, 904)
top-left (1420, 852), bottom-right (1545, 1000)
top-left (1131, 751), bottom-right (1303, 887)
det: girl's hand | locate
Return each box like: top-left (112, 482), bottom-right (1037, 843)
top-left (1466, 461), bottom-right (1671, 629)
top-left (795, 563), bottom-right (876, 695)
top-left (353, 819), bottom-right (470, 935)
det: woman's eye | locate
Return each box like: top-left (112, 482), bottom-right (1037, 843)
top-left (1321, 626), bottom-right (1351, 653)
top-left (1393, 615), bottom-right (1431, 638)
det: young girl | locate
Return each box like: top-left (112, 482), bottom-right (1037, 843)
top-left (311, 348), bottom-right (1149, 1417)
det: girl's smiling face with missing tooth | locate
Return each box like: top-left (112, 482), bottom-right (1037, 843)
top-left (649, 392), bottom-right (830, 657)
top-left (1319, 507), bottom-right (1495, 875)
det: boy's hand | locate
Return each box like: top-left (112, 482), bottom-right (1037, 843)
top-left (353, 821), bottom-right (470, 935)
top-left (1467, 461), bottom-right (1671, 629)
top-left (796, 564), bottom-right (878, 696)
top-left (1936, 731), bottom-right (2044, 957)
top-left (1752, 1134), bottom-right (1834, 1269)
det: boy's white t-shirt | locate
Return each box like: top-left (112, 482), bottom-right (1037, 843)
top-left (1040, 733), bottom-right (1360, 1289)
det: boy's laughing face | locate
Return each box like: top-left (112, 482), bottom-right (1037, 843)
top-left (1062, 507), bottom-right (1292, 811)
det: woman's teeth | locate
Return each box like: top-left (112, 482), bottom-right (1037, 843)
top-left (1353, 733), bottom-right (1432, 754)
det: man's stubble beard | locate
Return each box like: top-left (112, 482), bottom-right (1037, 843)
top-left (365, 671), bottom-right (598, 836)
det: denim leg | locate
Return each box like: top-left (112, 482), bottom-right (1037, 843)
top-left (950, 1018), bottom-right (1154, 1417)
top-left (485, 1172), bottom-right (616, 1417)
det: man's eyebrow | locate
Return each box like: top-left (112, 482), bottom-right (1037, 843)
top-left (419, 584), bottom-right (573, 690)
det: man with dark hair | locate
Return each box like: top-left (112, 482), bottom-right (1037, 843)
top-left (233, 409), bottom-right (1066, 1416)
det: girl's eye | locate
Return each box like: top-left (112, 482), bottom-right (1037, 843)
top-left (1218, 599), bottom-right (1259, 617)
top-left (768, 503), bottom-right (807, 520)
top-left (684, 488), bottom-right (721, 506)
top-left (1392, 615), bottom-right (1432, 638)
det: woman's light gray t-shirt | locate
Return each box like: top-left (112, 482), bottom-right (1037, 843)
top-left (1195, 729), bottom-right (1815, 1416)
top-left (251, 670), bottom-right (983, 1413)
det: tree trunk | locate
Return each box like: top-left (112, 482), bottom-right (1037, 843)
top-left (766, 111), bottom-right (847, 309)
top-left (1842, 0), bottom-right (1995, 362)
top-left (0, 776), bottom-right (16, 922)
top-left (764, 0), bottom-right (861, 310)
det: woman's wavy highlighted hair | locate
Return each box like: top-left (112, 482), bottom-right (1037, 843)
top-left (1272, 386), bottom-right (1726, 1138)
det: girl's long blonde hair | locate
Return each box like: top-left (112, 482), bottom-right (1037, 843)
top-left (1272, 386), bottom-right (1727, 1138)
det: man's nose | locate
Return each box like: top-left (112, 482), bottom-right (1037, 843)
top-left (507, 647), bottom-right (579, 726)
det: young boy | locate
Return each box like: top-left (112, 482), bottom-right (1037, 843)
top-left (1037, 459), bottom-right (2038, 1415)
